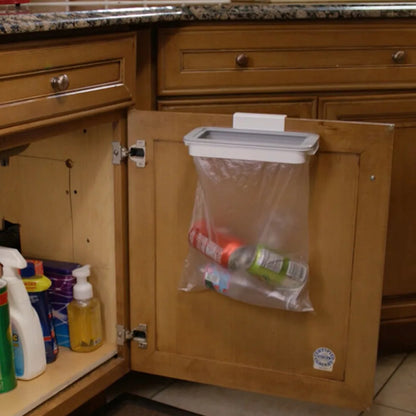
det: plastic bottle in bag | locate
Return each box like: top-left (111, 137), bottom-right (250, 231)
top-left (189, 221), bottom-right (307, 287)
top-left (232, 245), bottom-right (308, 286)
top-left (202, 263), bottom-right (309, 311)
top-left (188, 221), bottom-right (245, 269)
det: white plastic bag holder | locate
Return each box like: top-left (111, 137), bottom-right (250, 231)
top-left (183, 127), bottom-right (318, 164)
top-left (184, 112), bottom-right (318, 164)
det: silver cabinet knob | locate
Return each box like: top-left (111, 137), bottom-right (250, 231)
top-left (392, 50), bottom-right (406, 64)
top-left (50, 74), bottom-right (70, 92)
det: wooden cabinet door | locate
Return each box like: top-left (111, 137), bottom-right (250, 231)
top-left (127, 110), bottom-right (393, 409)
top-left (320, 93), bottom-right (416, 299)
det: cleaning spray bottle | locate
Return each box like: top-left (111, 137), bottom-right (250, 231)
top-left (67, 265), bottom-right (103, 352)
top-left (0, 246), bottom-right (46, 380)
top-left (0, 271), bottom-right (17, 393)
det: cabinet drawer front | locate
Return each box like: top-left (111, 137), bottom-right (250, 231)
top-left (158, 95), bottom-right (317, 118)
top-left (158, 23), bottom-right (416, 95)
top-left (0, 33), bottom-right (136, 131)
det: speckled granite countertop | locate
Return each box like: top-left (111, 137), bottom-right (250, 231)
top-left (1, 2), bottom-right (416, 36)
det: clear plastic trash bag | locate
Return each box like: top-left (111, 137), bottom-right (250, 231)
top-left (180, 156), bottom-right (313, 312)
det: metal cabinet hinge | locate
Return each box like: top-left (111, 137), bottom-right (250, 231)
top-left (116, 323), bottom-right (148, 349)
top-left (112, 140), bottom-right (146, 167)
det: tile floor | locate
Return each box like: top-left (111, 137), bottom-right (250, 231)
top-left (106, 352), bottom-right (416, 416)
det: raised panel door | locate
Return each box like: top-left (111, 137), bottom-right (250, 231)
top-left (127, 110), bottom-right (393, 409)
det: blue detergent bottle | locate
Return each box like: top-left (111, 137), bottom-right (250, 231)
top-left (20, 260), bottom-right (58, 363)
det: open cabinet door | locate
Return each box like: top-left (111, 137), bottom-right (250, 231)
top-left (127, 110), bottom-right (393, 410)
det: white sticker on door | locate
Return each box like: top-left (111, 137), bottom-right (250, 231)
top-left (313, 347), bottom-right (336, 372)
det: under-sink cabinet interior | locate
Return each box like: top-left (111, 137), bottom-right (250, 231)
top-left (0, 120), bottom-right (130, 416)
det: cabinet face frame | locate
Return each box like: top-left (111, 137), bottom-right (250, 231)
top-left (127, 110), bottom-right (393, 410)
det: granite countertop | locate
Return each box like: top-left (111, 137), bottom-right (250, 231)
top-left (2, 2), bottom-right (416, 36)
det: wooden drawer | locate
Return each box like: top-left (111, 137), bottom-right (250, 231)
top-left (158, 95), bottom-right (317, 118)
top-left (0, 33), bottom-right (136, 134)
top-left (158, 23), bottom-right (416, 96)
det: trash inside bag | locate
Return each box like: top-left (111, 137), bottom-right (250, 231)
top-left (180, 156), bottom-right (314, 312)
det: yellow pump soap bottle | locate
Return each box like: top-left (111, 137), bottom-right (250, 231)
top-left (67, 265), bottom-right (103, 352)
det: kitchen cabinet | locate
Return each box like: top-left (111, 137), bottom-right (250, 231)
top-left (157, 21), bottom-right (416, 352)
top-left (1, 108), bottom-right (391, 415)
top-left (0, 32), bottom-right (135, 416)
top-left (0, 23), bottom-right (397, 415)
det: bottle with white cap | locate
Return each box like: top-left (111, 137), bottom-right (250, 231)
top-left (0, 246), bottom-right (46, 379)
top-left (67, 265), bottom-right (103, 352)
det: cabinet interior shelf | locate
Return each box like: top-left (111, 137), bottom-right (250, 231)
top-left (5, 344), bottom-right (117, 416)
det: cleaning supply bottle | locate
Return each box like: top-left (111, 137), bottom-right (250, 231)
top-left (0, 277), bottom-right (17, 393)
top-left (67, 265), bottom-right (103, 352)
top-left (43, 259), bottom-right (79, 348)
top-left (0, 246), bottom-right (46, 380)
top-left (20, 260), bottom-right (58, 363)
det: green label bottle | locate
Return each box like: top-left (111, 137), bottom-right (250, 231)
top-left (246, 245), bottom-right (308, 287)
top-left (0, 280), bottom-right (17, 393)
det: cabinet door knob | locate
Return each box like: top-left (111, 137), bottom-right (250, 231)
top-left (235, 53), bottom-right (249, 67)
top-left (50, 74), bottom-right (70, 92)
top-left (392, 50), bottom-right (406, 64)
